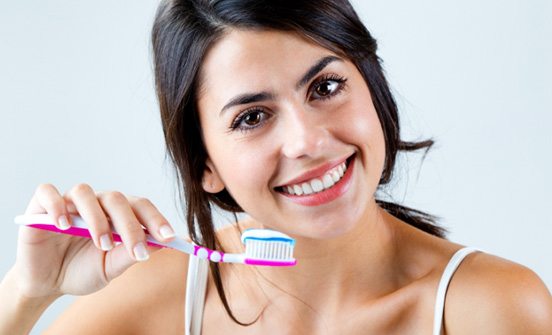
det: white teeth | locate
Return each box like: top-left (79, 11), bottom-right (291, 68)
top-left (286, 186), bottom-right (294, 195)
top-left (322, 174), bottom-right (335, 188)
top-left (301, 182), bottom-right (314, 195)
top-left (310, 179), bottom-right (324, 192)
top-left (293, 184), bottom-right (303, 196)
top-left (281, 159), bottom-right (350, 196)
top-left (331, 170), bottom-right (340, 182)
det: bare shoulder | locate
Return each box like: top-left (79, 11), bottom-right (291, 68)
top-left (445, 251), bottom-right (552, 334)
top-left (45, 248), bottom-right (189, 335)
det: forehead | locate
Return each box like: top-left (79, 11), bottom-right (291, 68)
top-left (197, 29), bottom-right (337, 108)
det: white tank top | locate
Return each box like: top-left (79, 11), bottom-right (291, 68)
top-left (184, 247), bottom-right (480, 335)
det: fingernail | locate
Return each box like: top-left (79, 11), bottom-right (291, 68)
top-left (58, 215), bottom-right (70, 230)
top-left (133, 242), bottom-right (149, 261)
top-left (159, 225), bottom-right (175, 239)
top-left (100, 234), bottom-right (113, 251)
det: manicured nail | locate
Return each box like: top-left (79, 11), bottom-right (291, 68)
top-left (133, 242), bottom-right (149, 261)
top-left (58, 215), bottom-right (70, 230)
top-left (100, 234), bottom-right (113, 251)
top-left (159, 225), bottom-right (175, 239)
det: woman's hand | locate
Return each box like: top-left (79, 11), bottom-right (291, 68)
top-left (11, 183), bottom-right (176, 299)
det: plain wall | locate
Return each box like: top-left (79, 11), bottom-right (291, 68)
top-left (0, 0), bottom-right (550, 333)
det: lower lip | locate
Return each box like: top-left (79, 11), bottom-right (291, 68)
top-left (279, 156), bottom-right (355, 207)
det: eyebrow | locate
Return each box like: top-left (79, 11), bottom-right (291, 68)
top-left (220, 92), bottom-right (275, 116)
top-left (295, 55), bottom-right (342, 90)
top-left (219, 55), bottom-right (342, 116)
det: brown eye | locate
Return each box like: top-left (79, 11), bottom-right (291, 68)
top-left (316, 81), bottom-right (336, 96)
top-left (243, 111), bottom-right (261, 126)
top-left (229, 108), bottom-right (271, 132)
top-left (312, 78), bottom-right (344, 100)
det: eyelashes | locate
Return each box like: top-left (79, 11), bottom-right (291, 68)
top-left (229, 106), bottom-right (269, 131)
top-left (229, 74), bottom-right (348, 133)
top-left (310, 74), bottom-right (347, 100)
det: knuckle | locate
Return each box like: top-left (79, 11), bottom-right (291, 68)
top-left (36, 183), bottom-right (55, 193)
top-left (102, 191), bottom-right (127, 205)
top-left (35, 184), bottom-right (64, 211)
top-left (133, 197), bottom-right (153, 208)
top-left (124, 222), bottom-right (146, 236)
top-left (71, 183), bottom-right (93, 196)
top-left (41, 197), bottom-right (63, 211)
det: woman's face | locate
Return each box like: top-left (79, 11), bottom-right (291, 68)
top-left (197, 30), bottom-right (386, 239)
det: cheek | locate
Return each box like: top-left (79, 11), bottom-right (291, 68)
top-left (210, 141), bottom-right (272, 200)
top-left (344, 97), bottom-right (387, 175)
top-left (341, 93), bottom-right (385, 146)
top-left (199, 110), bottom-right (276, 210)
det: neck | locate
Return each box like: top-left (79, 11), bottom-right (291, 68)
top-left (255, 201), bottom-right (401, 312)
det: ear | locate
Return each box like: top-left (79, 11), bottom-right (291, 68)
top-left (202, 158), bottom-right (225, 193)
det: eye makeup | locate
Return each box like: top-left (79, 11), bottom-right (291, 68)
top-left (227, 73), bottom-right (349, 134)
top-left (309, 73), bottom-right (347, 101)
top-left (229, 107), bottom-right (271, 132)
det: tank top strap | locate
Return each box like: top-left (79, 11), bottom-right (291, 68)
top-left (432, 247), bottom-right (481, 335)
top-left (185, 255), bottom-right (209, 335)
top-left (184, 247), bottom-right (481, 335)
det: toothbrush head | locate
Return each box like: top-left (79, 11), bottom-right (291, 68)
top-left (241, 229), bottom-right (297, 266)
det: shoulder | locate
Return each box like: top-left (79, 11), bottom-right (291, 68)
top-left (444, 251), bottom-right (552, 334)
top-left (45, 248), bottom-right (189, 335)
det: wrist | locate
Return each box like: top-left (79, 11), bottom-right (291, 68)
top-left (0, 267), bottom-right (61, 334)
top-left (4, 266), bottom-right (62, 304)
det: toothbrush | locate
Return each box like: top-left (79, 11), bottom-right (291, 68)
top-left (14, 214), bottom-right (297, 266)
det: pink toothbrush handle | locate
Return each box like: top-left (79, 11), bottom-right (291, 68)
top-left (14, 214), bottom-right (196, 254)
top-left (23, 223), bottom-right (166, 249)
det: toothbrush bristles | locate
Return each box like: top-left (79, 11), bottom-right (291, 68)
top-left (245, 240), bottom-right (294, 261)
top-left (240, 229), bottom-right (297, 266)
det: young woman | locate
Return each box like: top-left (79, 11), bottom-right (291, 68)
top-left (1, 1), bottom-right (550, 334)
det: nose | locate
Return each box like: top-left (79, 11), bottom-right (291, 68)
top-left (280, 104), bottom-right (330, 159)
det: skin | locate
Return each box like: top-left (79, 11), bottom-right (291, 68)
top-left (1, 29), bottom-right (550, 334)
top-left (198, 31), bottom-right (385, 240)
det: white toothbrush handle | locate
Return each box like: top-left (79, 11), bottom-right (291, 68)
top-left (145, 234), bottom-right (195, 254)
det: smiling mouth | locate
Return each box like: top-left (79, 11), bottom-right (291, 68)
top-left (275, 154), bottom-right (354, 196)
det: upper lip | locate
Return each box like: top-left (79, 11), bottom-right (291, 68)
top-left (275, 153), bottom-right (354, 188)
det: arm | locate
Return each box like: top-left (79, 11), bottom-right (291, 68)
top-left (445, 253), bottom-right (552, 334)
top-left (43, 248), bottom-right (189, 335)
top-left (0, 267), bottom-right (60, 335)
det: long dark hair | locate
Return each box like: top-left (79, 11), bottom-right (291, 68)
top-left (151, 0), bottom-right (446, 325)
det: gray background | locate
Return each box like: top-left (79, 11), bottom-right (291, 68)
top-left (1, 0), bottom-right (550, 333)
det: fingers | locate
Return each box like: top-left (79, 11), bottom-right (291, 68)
top-left (96, 193), bottom-right (175, 262)
top-left (96, 191), bottom-right (150, 261)
top-left (26, 183), bottom-right (173, 263)
top-left (128, 196), bottom-right (175, 241)
top-left (65, 184), bottom-right (112, 251)
top-left (25, 184), bottom-right (71, 230)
